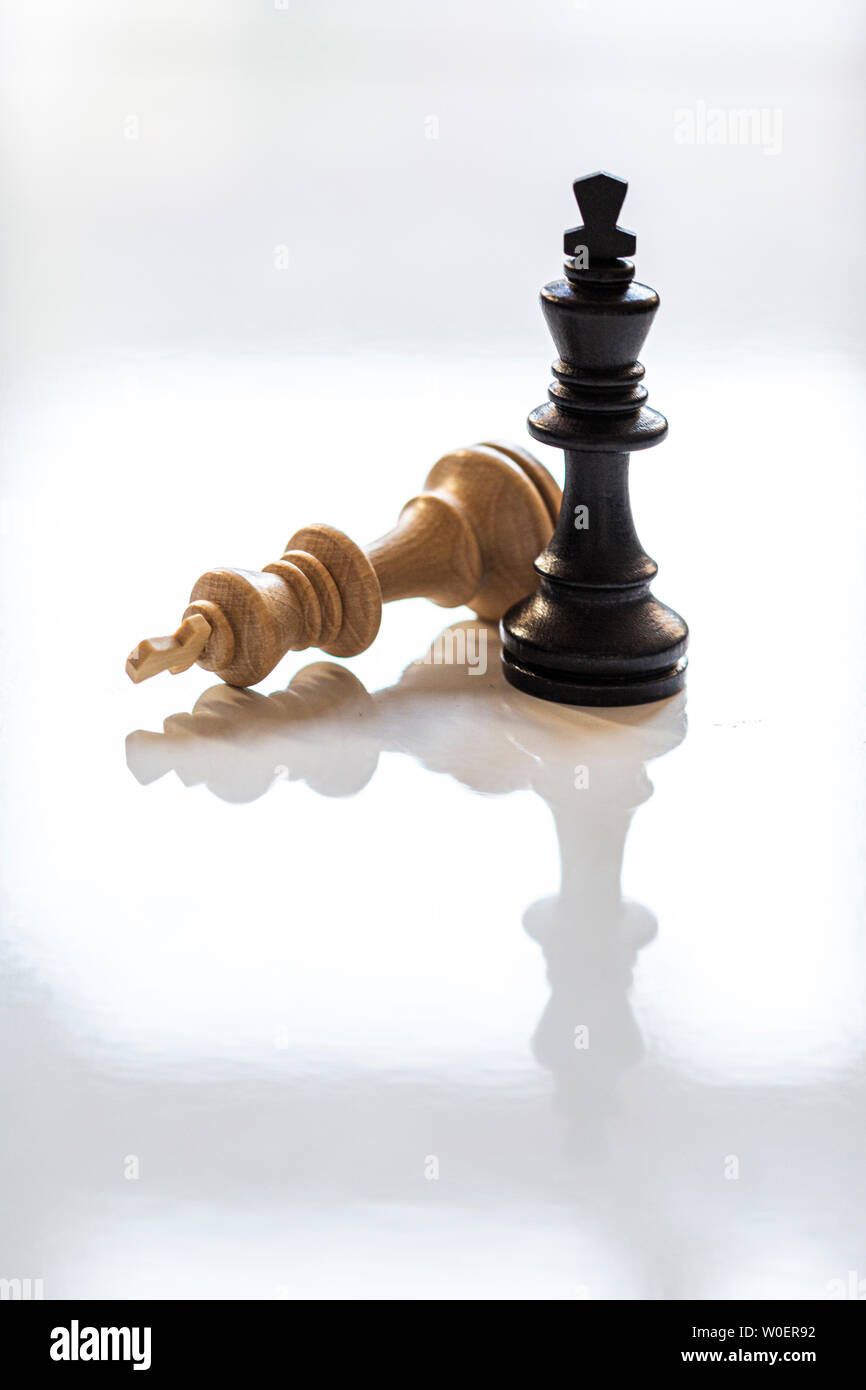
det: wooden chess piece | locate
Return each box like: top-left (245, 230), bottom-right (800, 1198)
top-left (500, 172), bottom-right (689, 706)
top-left (126, 442), bottom-right (560, 688)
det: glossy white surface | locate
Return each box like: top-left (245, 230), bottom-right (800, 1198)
top-left (2, 0), bottom-right (865, 1301)
top-left (1, 353), bottom-right (864, 1299)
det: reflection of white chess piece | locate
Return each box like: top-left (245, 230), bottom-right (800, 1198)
top-left (127, 623), bottom-right (686, 1127)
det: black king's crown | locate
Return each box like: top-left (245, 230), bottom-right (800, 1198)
top-left (500, 172), bottom-right (689, 706)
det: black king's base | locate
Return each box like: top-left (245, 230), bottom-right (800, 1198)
top-left (501, 171), bottom-right (688, 707)
top-left (501, 447), bottom-right (689, 706)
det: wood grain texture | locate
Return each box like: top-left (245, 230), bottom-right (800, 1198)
top-left (126, 440), bottom-right (561, 688)
top-left (284, 525), bottom-right (382, 659)
top-left (477, 439), bottom-right (562, 526)
top-left (420, 446), bottom-right (554, 620)
top-left (365, 493), bottom-right (482, 607)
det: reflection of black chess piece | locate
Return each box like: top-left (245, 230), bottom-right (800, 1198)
top-left (127, 624), bottom-right (686, 1124)
top-left (522, 723), bottom-right (677, 1126)
top-left (501, 172), bottom-right (689, 706)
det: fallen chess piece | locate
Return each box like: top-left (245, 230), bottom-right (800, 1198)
top-left (126, 441), bottom-right (560, 688)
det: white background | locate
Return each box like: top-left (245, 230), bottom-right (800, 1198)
top-left (1, 1), bottom-right (864, 1301)
top-left (2, 0), bottom-right (863, 364)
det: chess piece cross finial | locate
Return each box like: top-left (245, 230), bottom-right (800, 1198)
top-left (563, 171), bottom-right (636, 262)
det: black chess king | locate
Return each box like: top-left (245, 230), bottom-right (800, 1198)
top-left (501, 172), bottom-right (688, 706)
